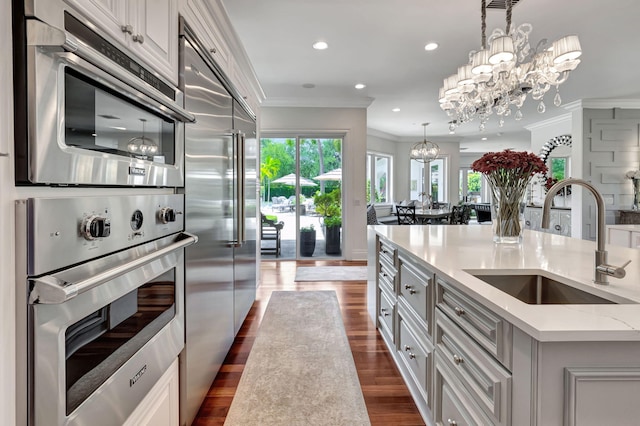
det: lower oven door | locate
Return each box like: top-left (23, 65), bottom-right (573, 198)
top-left (29, 233), bottom-right (196, 426)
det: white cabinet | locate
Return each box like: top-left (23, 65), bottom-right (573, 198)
top-left (607, 225), bottom-right (640, 249)
top-left (524, 206), bottom-right (571, 236)
top-left (65, 0), bottom-right (179, 84)
top-left (180, 0), bottom-right (232, 77)
top-left (124, 358), bottom-right (179, 426)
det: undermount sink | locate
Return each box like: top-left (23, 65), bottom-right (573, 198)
top-left (467, 271), bottom-right (632, 305)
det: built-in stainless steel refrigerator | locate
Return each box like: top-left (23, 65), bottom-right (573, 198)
top-left (178, 21), bottom-right (257, 426)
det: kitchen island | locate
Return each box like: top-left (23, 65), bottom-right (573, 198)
top-left (367, 225), bottom-right (640, 426)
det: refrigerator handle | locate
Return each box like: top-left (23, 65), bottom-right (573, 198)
top-left (237, 131), bottom-right (246, 244)
top-left (227, 131), bottom-right (245, 248)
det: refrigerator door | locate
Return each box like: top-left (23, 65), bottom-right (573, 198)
top-left (181, 37), bottom-right (235, 426)
top-left (233, 100), bottom-right (257, 334)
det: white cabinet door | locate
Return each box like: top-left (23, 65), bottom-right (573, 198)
top-left (632, 232), bottom-right (640, 249)
top-left (66, 0), bottom-right (178, 84)
top-left (130, 0), bottom-right (179, 83)
top-left (124, 358), bottom-right (179, 426)
top-left (65, 0), bottom-right (128, 44)
top-left (608, 228), bottom-right (631, 248)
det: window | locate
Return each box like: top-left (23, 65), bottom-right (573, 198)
top-left (410, 157), bottom-right (447, 203)
top-left (550, 157), bottom-right (569, 180)
top-left (366, 153), bottom-right (392, 203)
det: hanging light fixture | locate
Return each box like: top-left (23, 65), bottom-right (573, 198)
top-left (410, 123), bottom-right (440, 163)
top-left (127, 118), bottom-right (158, 158)
top-left (439, 0), bottom-right (582, 131)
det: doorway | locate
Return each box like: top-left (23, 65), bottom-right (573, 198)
top-left (260, 136), bottom-right (343, 260)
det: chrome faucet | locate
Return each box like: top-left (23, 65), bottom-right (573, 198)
top-left (541, 178), bottom-right (630, 285)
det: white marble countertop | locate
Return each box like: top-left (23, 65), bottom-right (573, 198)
top-left (607, 224), bottom-right (640, 232)
top-left (373, 225), bottom-right (640, 342)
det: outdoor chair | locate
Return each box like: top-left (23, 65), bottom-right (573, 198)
top-left (260, 213), bottom-right (284, 257)
top-left (396, 205), bottom-right (418, 225)
top-left (272, 196), bottom-right (288, 212)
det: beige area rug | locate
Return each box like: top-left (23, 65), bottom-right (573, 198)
top-left (294, 265), bottom-right (368, 282)
top-left (224, 291), bottom-right (370, 426)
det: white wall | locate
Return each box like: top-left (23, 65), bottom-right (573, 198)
top-left (260, 106), bottom-right (368, 260)
top-left (366, 129), bottom-right (400, 202)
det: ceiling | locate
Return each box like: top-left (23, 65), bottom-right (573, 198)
top-left (222, 0), bottom-right (640, 152)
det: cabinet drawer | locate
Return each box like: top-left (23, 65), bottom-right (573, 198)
top-left (436, 278), bottom-right (512, 368)
top-left (435, 310), bottom-right (511, 425)
top-left (398, 315), bottom-right (432, 398)
top-left (378, 288), bottom-right (395, 339)
top-left (434, 353), bottom-right (493, 426)
top-left (399, 259), bottom-right (432, 328)
top-left (379, 239), bottom-right (397, 266)
top-left (378, 259), bottom-right (396, 294)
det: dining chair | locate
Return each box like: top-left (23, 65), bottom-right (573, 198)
top-left (396, 205), bottom-right (418, 225)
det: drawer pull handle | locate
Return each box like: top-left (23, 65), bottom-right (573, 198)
top-left (408, 352), bottom-right (416, 359)
top-left (380, 308), bottom-right (389, 317)
top-left (382, 272), bottom-right (388, 277)
top-left (404, 284), bottom-right (417, 294)
top-left (381, 249), bottom-right (388, 254)
top-left (404, 345), bottom-right (411, 351)
top-left (453, 354), bottom-right (464, 365)
top-left (454, 306), bottom-right (465, 316)
top-left (447, 419), bottom-right (458, 426)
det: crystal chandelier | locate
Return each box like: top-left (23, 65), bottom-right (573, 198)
top-left (410, 123), bottom-right (440, 163)
top-left (439, 0), bottom-right (582, 131)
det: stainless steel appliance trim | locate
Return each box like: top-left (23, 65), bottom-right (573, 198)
top-left (27, 19), bottom-right (194, 123)
top-left (30, 232), bottom-right (197, 304)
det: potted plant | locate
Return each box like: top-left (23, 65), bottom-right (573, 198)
top-left (299, 224), bottom-right (316, 257)
top-left (323, 215), bottom-right (342, 255)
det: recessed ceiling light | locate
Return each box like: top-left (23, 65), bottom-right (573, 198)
top-left (392, 107), bottom-right (401, 112)
top-left (424, 42), bottom-right (439, 51)
top-left (354, 83), bottom-right (366, 90)
top-left (312, 41), bottom-right (328, 50)
top-left (302, 83), bottom-right (316, 89)
top-left (481, 137), bottom-right (488, 141)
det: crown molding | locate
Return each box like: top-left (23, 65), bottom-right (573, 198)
top-left (367, 128), bottom-right (399, 141)
top-left (525, 112), bottom-right (572, 131)
top-left (262, 96), bottom-right (375, 108)
top-left (564, 98), bottom-right (640, 111)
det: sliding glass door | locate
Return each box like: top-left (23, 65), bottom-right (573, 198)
top-left (260, 136), bottom-right (343, 260)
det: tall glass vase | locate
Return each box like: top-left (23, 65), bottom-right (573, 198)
top-left (633, 178), bottom-right (640, 211)
top-left (490, 184), bottom-right (526, 244)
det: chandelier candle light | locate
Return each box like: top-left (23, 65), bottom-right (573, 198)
top-left (472, 149), bottom-right (547, 243)
top-left (440, 0), bottom-right (582, 131)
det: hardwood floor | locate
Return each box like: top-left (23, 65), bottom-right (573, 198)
top-left (192, 260), bottom-right (425, 426)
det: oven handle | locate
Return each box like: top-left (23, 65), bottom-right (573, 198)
top-left (27, 20), bottom-right (196, 124)
top-left (29, 232), bottom-right (198, 305)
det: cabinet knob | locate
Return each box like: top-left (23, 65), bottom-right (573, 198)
top-left (453, 354), bottom-right (464, 365)
top-left (380, 308), bottom-right (389, 317)
top-left (133, 34), bottom-right (145, 44)
top-left (408, 352), bottom-right (416, 359)
top-left (554, 224), bottom-right (561, 231)
top-left (447, 419), bottom-right (458, 426)
top-left (121, 24), bottom-right (133, 34)
top-left (404, 345), bottom-right (411, 352)
top-left (454, 306), bottom-right (465, 316)
top-left (382, 272), bottom-right (388, 277)
top-left (210, 46), bottom-right (217, 54)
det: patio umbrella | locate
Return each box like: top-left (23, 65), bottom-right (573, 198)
top-left (314, 168), bottom-right (342, 181)
top-left (272, 173), bottom-right (317, 187)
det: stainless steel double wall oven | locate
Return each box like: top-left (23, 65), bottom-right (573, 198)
top-left (14, 0), bottom-right (193, 187)
top-left (13, 2), bottom-right (197, 425)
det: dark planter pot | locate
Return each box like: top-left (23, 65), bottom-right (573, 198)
top-left (325, 225), bottom-right (341, 255)
top-left (300, 230), bottom-right (316, 256)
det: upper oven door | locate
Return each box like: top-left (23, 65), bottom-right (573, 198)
top-left (17, 16), bottom-right (194, 187)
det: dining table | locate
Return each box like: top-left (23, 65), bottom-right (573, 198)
top-left (413, 208), bottom-right (451, 224)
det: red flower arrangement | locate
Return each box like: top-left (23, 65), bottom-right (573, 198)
top-left (472, 150), bottom-right (547, 242)
top-left (472, 149), bottom-right (548, 187)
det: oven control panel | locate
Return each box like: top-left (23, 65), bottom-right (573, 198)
top-left (25, 194), bottom-right (185, 276)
